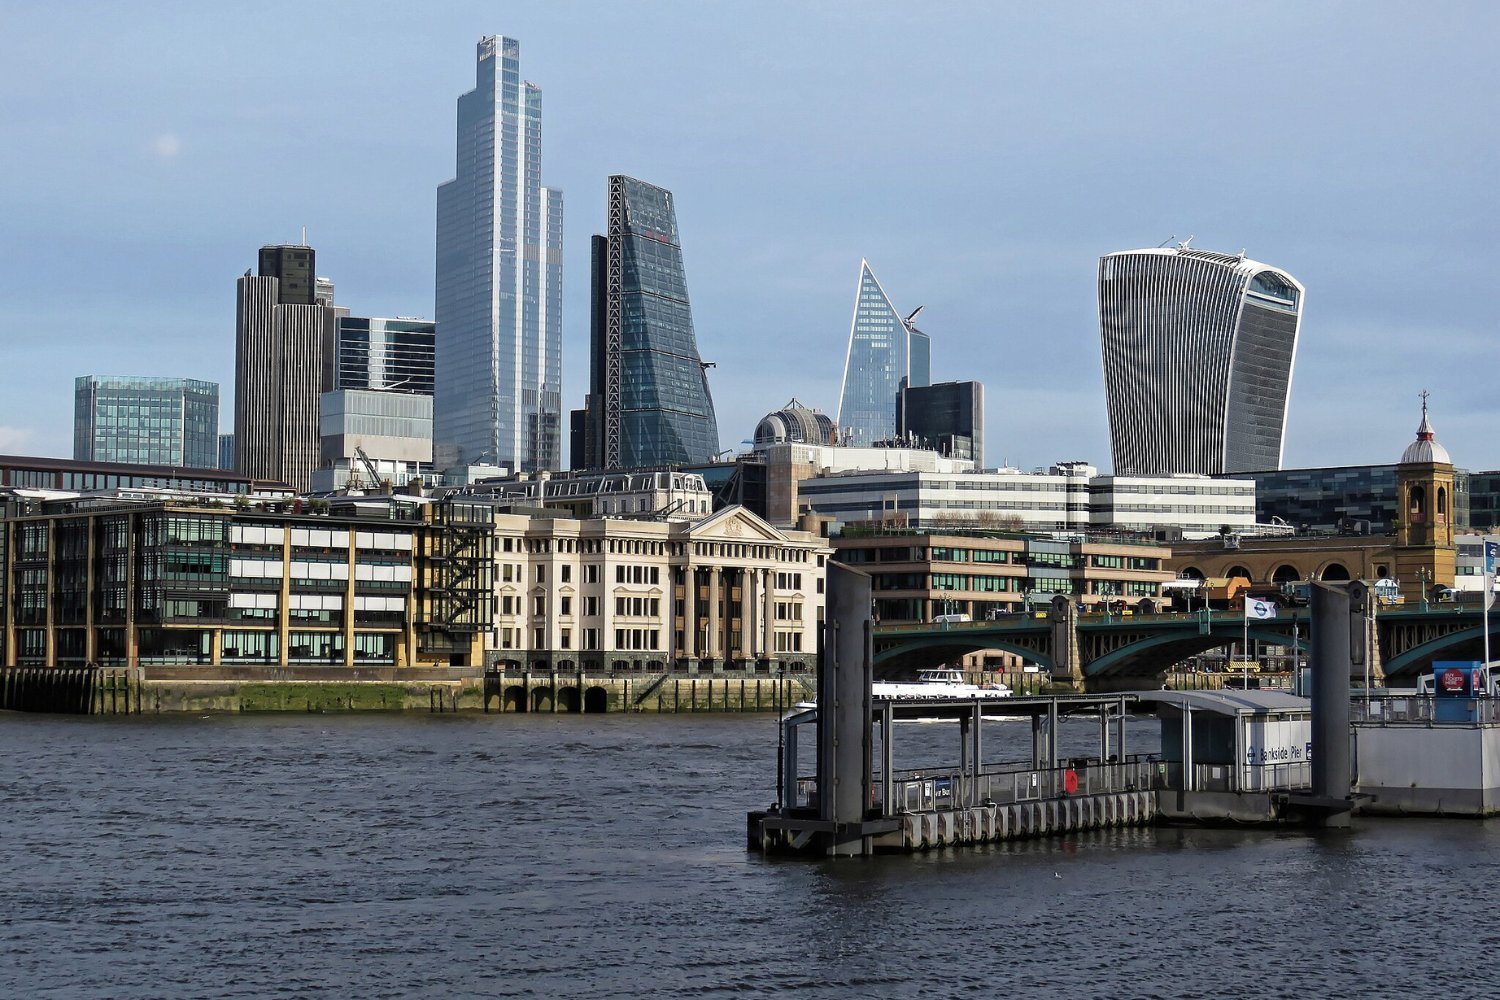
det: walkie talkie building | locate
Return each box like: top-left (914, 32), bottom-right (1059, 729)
top-left (1098, 246), bottom-right (1304, 476)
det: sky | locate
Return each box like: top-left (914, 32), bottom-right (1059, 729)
top-left (3, 2), bottom-right (1498, 473)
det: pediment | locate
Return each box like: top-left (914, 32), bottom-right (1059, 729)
top-left (692, 505), bottom-right (786, 542)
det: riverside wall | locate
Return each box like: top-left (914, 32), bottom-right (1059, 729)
top-left (0, 666), bottom-right (819, 715)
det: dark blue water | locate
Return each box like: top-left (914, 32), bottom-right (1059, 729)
top-left (2, 712), bottom-right (1498, 998)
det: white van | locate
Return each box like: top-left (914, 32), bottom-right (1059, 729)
top-left (932, 613), bottom-right (971, 624)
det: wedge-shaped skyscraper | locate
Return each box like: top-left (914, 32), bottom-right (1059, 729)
top-left (579, 175), bottom-right (719, 470)
top-left (1098, 246), bottom-right (1304, 476)
top-left (837, 261), bottom-right (930, 447)
top-left (435, 36), bottom-right (564, 472)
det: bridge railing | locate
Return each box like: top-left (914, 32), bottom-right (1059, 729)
top-left (1182, 761), bottom-right (1312, 793)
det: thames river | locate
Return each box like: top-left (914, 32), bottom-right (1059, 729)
top-left (2, 712), bottom-right (1498, 998)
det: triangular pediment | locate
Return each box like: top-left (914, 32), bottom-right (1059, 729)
top-left (691, 505), bottom-right (787, 542)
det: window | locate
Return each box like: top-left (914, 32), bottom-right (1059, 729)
top-left (560, 596), bottom-right (573, 616)
top-left (560, 628), bottom-right (572, 649)
top-left (536, 566), bottom-right (546, 583)
top-left (585, 565), bottom-right (599, 584)
top-left (533, 595), bottom-right (545, 615)
top-left (561, 565), bottom-right (572, 583)
top-left (584, 596), bottom-right (598, 616)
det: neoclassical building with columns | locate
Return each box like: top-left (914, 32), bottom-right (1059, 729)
top-left (488, 506), bottom-right (828, 673)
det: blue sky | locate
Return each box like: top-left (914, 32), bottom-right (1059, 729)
top-left (3, 2), bottom-right (1497, 472)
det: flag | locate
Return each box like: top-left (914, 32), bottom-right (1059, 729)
top-left (1245, 596), bottom-right (1278, 621)
top-left (1487, 541), bottom-right (1500, 575)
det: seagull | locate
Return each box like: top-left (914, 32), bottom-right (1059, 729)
top-left (1053, 872), bottom-right (1062, 879)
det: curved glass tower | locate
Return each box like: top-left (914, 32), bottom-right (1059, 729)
top-left (836, 261), bottom-right (930, 447)
top-left (586, 175), bottom-right (719, 469)
top-left (1098, 246), bottom-right (1304, 476)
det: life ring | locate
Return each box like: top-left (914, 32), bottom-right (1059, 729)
top-left (1063, 769), bottom-right (1079, 795)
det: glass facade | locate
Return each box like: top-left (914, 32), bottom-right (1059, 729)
top-left (74, 376), bottom-right (219, 469)
top-left (1099, 246), bottom-right (1304, 476)
top-left (435, 35), bottom-right (563, 472)
top-left (334, 317), bottom-right (435, 394)
top-left (897, 380), bottom-right (984, 465)
top-left (837, 261), bottom-right (930, 446)
top-left (591, 176), bottom-right (719, 468)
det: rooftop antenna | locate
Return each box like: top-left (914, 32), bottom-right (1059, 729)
top-left (300, 225), bottom-right (308, 247)
top-left (1176, 235), bottom-right (1195, 250)
top-left (904, 306), bottom-right (925, 328)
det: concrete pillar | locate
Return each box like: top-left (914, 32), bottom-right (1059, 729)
top-left (1310, 582), bottom-right (1354, 826)
top-left (817, 562), bottom-right (873, 856)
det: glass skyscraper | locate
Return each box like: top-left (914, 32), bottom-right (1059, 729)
top-left (579, 176), bottom-right (719, 470)
top-left (435, 35), bottom-right (563, 472)
top-left (74, 376), bottom-right (219, 469)
top-left (836, 260), bottom-right (931, 447)
top-left (1099, 245), bottom-right (1304, 476)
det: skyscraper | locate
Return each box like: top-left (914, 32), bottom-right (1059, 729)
top-left (577, 175), bottom-right (719, 470)
top-left (836, 260), bottom-right (930, 447)
top-left (435, 35), bottom-right (563, 473)
top-left (234, 244), bottom-right (335, 491)
top-left (74, 376), bottom-right (219, 469)
top-left (1098, 245), bottom-right (1304, 476)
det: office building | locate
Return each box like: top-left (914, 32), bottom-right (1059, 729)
top-left (795, 461), bottom-right (1256, 537)
top-left (1099, 244), bottom-right (1304, 476)
top-left (0, 454), bottom-right (288, 495)
top-left (833, 531), bottom-right (1175, 623)
top-left (311, 316), bottom-right (437, 492)
top-left (456, 468), bottom-right (715, 520)
top-left (836, 261), bottom-right (930, 447)
top-left (0, 490), bottom-right (492, 668)
top-left (578, 176), bottom-right (719, 470)
top-left (234, 244), bottom-right (336, 493)
top-left (218, 434), bottom-right (235, 471)
top-left (897, 380), bottom-right (984, 465)
top-left (435, 35), bottom-right (563, 472)
top-left (73, 376), bottom-right (219, 469)
top-left (486, 505), bottom-right (826, 673)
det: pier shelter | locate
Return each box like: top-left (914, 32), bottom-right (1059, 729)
top-left (1138, 689), bottom-right (1313, 823)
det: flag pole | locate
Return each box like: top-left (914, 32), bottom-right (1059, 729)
top-left (1242, 598), bottom-right (1249, 690)
top-left (1485, 571), bottom-right (1492, 671)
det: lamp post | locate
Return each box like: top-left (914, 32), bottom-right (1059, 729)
top-left (1418, 566), bottom-right (1431, 612)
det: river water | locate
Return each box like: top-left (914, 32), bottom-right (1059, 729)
top-left (2, 712), bottom-right (1498, 998)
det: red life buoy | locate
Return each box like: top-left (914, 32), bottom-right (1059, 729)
top-left (1064, 769), bottom-right (1079, 795)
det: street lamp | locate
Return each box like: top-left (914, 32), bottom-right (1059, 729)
top-left (1418, 566), bottom-right (1431, 612)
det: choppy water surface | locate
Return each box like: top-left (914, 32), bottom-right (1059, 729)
top-left (2, 712), bottom-right (1499, 998)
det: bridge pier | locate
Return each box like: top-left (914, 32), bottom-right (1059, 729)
top-left (1049, 595), bottom-right (1082, 691)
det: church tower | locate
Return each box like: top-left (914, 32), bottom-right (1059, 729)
top-left (1394, 393), bottom-right (1457, 603)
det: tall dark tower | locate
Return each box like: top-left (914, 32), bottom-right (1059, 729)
top-left (581, 175), bottom-right (719, 470)
top-left (234, 244), bottom-right (335, 491)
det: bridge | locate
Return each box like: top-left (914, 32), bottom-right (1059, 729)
top-left (873, 595), bottom-right (1496, 690)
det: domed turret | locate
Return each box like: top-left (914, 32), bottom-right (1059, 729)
top-left (1400, 395), bottom-right (1451, 465)
top-left (753, 399), bottom-right (837, 449)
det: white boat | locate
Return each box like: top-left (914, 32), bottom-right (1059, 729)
top-left (872, 668), bottom-right (1012, 701)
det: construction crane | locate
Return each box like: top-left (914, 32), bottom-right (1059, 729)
top-left (354, 446), bottom-right (383, 493)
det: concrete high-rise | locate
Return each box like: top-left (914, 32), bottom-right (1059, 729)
top-left (836, 261), bottom-right (930, 447)
top-left (577, 176), bottom-right (719, 470)
top-left (73, 376), bottom-right (219, 469)
top-left (435, 35), bottom-right (564, 473)
top-left (1098, 245), bottom-right (1304, 476)
top-left (234, 244), bottom-right (335, 491)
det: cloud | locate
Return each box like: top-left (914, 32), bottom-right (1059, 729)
top-left (150, 132), bottom-right (182, 160)
top-left (0, 426), bottom-right (34, 452)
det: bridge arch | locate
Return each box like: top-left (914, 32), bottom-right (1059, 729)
top-left (1226, 565), bottom-right (1252, 581)
top-left (1085, 626), bottom-right (1303, 678)
top-left (874, 636), bottom-right (1054, 675)
top-left (1272, 564), bottom-right (1300, 583)
top-left (1383, 625), bottom-right (1488, 679)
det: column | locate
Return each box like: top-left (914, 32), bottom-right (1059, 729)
top-left (682, 564), bottom-right (696, 661)
top-left (707, 566), bottom-right (721, 663)
top-left (762, 567), bottom-right (775, 663)
top-left (739, 568), bottom-right (754, 664)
